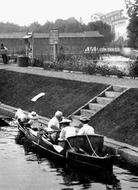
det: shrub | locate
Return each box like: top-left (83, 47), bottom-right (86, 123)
top-left (43, 61), bottom-right (55, 70)
top-left (31, 58), bottom-right (43, 67)
top-left (109, 66), bottom-right (125, 78)
top-left (96, 65), bottom-right (110, 76)
top-left (42, 54), bottom-right (129, 78)
top-left (83, 63), bottom-right (97, 74)
top-left (129, 59), bottom-right (138, 77)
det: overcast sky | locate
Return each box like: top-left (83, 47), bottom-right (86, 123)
top-left (1, 0), bottom-right (126, 26)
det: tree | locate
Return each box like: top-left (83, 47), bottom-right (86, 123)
top-left (55, 17), bottom-right (86, 33)
top-left (28, 22), bottom-right (41, 32)
top-left (127, 0), bottom-right (138, 48)
top-left (87, 21), bottom-right (115, 44)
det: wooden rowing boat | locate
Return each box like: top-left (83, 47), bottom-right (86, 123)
top-left (17, 123), bottom-right (118, 173)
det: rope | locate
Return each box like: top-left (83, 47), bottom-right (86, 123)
top-left (85, 133), bottom-right (100, 157)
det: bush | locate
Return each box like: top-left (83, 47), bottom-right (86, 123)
top-left (83, 63), bottom-right (97, 74)
top-left (96, 65), bottom-right (110, 76)
top-left (42, 54), bottom-right (129, 78)
top-left (129, 59), bottom-right (138, 77)
top-left (31, 58), bottom-right (43, 67)
top-left (43, 61), bottom-right (55, 70)
top-left (109, 66), bottom-right (125, 78)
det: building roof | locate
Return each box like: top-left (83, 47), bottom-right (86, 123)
top-left (0, 32), bottom-right (25, 39)
top-left (0, 31), bottom-right (103, 39)
top-left (34, 31), bottom-right (103, 38)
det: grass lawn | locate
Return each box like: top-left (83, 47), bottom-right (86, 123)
top-left (0, 70), bottom-right (108, 118)
top-left (91, 88), bottom-right (138, 147)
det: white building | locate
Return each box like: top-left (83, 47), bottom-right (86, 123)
top-left (91, 9), bottom-right (129, 41)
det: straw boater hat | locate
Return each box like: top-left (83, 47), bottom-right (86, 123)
top-left (28, 111), bottom-right (38, 120)
top-left (79, 116), bottom-right (90, 123)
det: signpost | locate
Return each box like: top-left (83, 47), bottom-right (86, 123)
top-left (49, 29), bottom-right (59, 61)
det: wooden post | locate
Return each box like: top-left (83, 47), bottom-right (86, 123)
top-left (49, 29), bottom-right (59, 62)
top-left (32, 32), bottom-right (34, 60)
top-left (53, 44), bottom-right (57, 62)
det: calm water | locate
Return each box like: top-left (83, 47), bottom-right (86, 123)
top-left (0, 125), bottom-right (138, 190)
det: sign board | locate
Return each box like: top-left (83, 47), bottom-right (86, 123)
top-left (49, 29), bottom-right (59, 45)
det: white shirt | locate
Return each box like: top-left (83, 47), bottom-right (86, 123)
top-left (15, 109), bottom-right (27, 122)
top-left (59, 126), bottom-right (77, 140)
top-left (77, 124), bottom-right (94, 135)
top-left (28, 119), bottom-right (41, 129)
top-left (47, 116), bottom-right (60, 132)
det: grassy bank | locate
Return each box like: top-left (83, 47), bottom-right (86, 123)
top-left (0, 70), bottom-right (107, 118)
top-left (91, 88), bottom-right (138, 147)
top-left (0, 69), bottom-right (138, 147)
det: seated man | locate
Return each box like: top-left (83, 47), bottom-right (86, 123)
top-left (47, 110), bottom-right (63, 131)
top-left (47, 110), bottom-right (63, 143)
top-left (28, 111), bottom-right (40, 130)
top-left (59, 118), bottom-right (77, 140)
top-left (77, 116), bottom-right (94, 135)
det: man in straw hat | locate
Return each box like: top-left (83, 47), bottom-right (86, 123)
top-left (59, 118), bottom-right (77, 140)
top-left (77, 116), bottom-right (94, 135)
top-left (28, 111), bottom-right (40, 130)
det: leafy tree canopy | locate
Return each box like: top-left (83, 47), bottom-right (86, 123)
top-left (87, 21), bottom-right (115, 43)
top-left (127, 0), bottom-right (138, 48)
top-left (0, 17), bottom-right (114, 43)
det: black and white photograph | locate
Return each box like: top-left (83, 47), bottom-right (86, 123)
top-left (0, 0), bottom-right (138, 189)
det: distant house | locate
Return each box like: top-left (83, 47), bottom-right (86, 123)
top-left (91, 10), bottom-right (128, 41)
top-left (0, 31), bottom-right (104, 59)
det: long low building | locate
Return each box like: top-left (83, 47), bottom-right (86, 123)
top-left (0, 31), bottom-right (104, 59)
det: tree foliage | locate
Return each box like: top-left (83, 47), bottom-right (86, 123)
top-left (127, 0), bottom-right (138, 48)
top-left (87, 21), bottom-right (115, 43)
top-left (0, 17), bottom-right (114, 43)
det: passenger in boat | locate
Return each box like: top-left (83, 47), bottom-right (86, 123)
top-left (59, 118), bottom-right (77, 140)
top-left (47, 110), bottom-right (63, 143)
top-left (77, 116), bottom-right (94, 135)
top-left (15, 108), bottom-right (28, 125)
top-left (28, 111), bottom-right (41, 130)
top-left (47, 110), bottom-right (63, 131)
